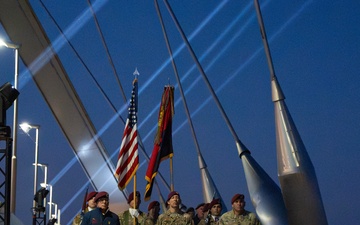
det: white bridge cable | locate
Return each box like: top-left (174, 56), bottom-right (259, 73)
top-left (86, 0), bottom-right (127, 103)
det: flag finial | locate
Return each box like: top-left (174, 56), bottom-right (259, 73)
top-left (133, 67), bottom-right (140, 78)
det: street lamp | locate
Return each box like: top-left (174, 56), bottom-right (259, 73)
top-left (19, 123), bottom-right (40, 209)
top-left (0, 38), bottom-right (20, 213)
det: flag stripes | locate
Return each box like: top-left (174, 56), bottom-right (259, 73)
top-left (115, 79), bottom-right (139, 190)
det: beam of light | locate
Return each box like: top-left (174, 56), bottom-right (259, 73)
top-left (48, 156), bottom-right (78, 186)
top-left (61, 179), bottom-right (91, 216)
top-left (17, 0), bottom-right (108, 90)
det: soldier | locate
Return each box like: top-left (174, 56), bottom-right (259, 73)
top-left (156, 191), bottom-right (194, 225)
top-left (72, 191), bottom-right (98, 225)
top-left (145, 200), bottom-right (160, 225)
top-left (81, 191), bottom-right (120, 225)
top-left (185, 207), bottom-right (195, 221)
top-left (198, 203), bottom-right (209, 225)
top-left (118, 191), bottom-right (146, 225)
top-left (185, 207), bottom-right (195, 220)
top-left (198, 199), bottom-right (222, 225)
top-left (193, 203), bottom-right (205, 225)
top-left (219, 194), bottom-right (260, 225)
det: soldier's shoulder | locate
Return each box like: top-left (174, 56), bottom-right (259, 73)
top-left (220, 210), bottom-right (232, 217)
top-left (118, 209), bottom-right (129, 218)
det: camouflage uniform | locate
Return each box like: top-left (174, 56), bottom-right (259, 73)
top-left (156, 209), bottom-right (193, 225)
top-left (218, 210), bottom-right (260, 225)
top-left (72, 208), bottom-right (93, 225)
top-left (144, 216), bottom-right (156, 225)
top-left (118, 209), bottom-right (146, 225)
top-left (198, 216), bottom-right (220, 225)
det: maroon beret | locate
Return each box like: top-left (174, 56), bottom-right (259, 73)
top-left (167, 191), bottom-right (180, 202)
top-left (231, 193), bottom-right (244, 204)
top-left (94, 191), bottom-right (109, 202)
top-left (128, 191), bottom-right (141, 204)
top-left (86, 191), bottom-right (98, 202)
top-left (209, 198), bottom-right (221, 209)
top-left (147, 200), bottom-right (160, 211)
top-left (202, 203), bottom-right (210, 212)
top-left (195, 203), bottom-right (205, 210)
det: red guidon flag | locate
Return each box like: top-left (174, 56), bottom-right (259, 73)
top-left (115, 79), bottom-right (139, 190)
top-left (144, 85), bottom-right (174, 200)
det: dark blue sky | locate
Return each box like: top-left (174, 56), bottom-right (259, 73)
top-left (0, 0), bottom-right (359, 224)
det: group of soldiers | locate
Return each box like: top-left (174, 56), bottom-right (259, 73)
top-left (73, 190), bottom-right (261, 225)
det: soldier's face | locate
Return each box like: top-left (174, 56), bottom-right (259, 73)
top-left (232, 199), bottom-right (245, 212)
top-left (88, 197), bottom-right (97, 208)
top-left (97, 197), bottom-right (109, 211)
top-left (210, 204), bottom-right (222, 216)
top-left (196, 206), bottom-right (204, 218)
top-left (129, 198), bottom-right (140, 208)
top-left (167, 194), bottom-right (180, 209)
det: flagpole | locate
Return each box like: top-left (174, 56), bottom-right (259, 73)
top-left (133, 174), bottom-right (137, 225)
top-left (169, 157), bottom-right (174, 191)
top-left (81, 187), bottom-right (89, 215)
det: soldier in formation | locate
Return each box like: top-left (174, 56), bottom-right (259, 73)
top-left (156, 191), bottom-right (194, 225)
top-left (144, 200), bottom-right (160, 225)
top-left (193, 203), bottom-right (205, 225)
top-left (79, 191), bottom-right (260, 225)
top-left (80, 191), bottom-right (120, 225)
top-left (118, 191), bottom-right (146, 225)
top-left (198, 198), bottom-right (222, 225)
top-left (72, 191), bottom-right (97, 225)
top-left (218, 194), bottom-right (260, 225)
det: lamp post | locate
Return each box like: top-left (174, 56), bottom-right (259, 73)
top-left (36, 163), bottom-right (48, 185)
top-left (56, 208), bottom-right (61, 225)
top-left (51, 203), bottom-right (57, 219)
top-left (20, 123), bottom-right (40, 209)
top-left (36, 163), bottom-right (48, 216)
top-left (40, 182), bottom-right (53, 222)
top-left (0, 39), bottom-right (20, 213)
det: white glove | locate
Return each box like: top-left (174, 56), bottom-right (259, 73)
top-left (129, 208), bottom-right (139, 218)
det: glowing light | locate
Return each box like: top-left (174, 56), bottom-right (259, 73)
top-left (17, 0), bottom-right (108, 90)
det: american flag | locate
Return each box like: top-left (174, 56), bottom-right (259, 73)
top-left (115, 78), bottom-right (139, 190)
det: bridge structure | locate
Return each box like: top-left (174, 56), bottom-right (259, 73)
top-left (0, 1), bottom-right (128, 221)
